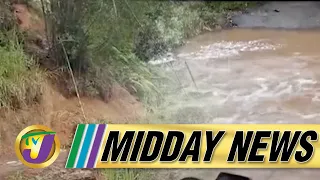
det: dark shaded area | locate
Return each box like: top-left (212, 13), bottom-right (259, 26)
top-left (180, 172), bottom-right (251, 180)
top-left (181, 178), bottom-right (202, 180)
top-left (216, 172), bottom-right (251, 180)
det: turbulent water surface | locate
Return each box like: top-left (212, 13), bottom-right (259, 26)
top-left (151, 28), bottom-right (320, 180)
top-left (154, 29), bottom-right (320, 124)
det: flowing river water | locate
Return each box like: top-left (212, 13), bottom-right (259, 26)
top-left (151, 28), bottom-right (320, 180)
top-left (154, 29), bottom-right (320, 125)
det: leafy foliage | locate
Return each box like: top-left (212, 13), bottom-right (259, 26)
top-left (44, 0), bottom-right (161, 104)
top-left (44, 0), bottom-right (253, 106)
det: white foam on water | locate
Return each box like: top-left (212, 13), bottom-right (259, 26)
top-left (299, 113), bottom-right (320, 119)
top-left (253, 77), bottom-right (268, 82)
top-left (212, 114), bottom-right (240, 124)
top-left (149, 39), bottom-right (281, 65)
top-left (296, 78), bottom-right (317, 85)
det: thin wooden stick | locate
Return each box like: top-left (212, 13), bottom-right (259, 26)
top-left (59, 40), bottom-right (87, 121)
top-left (112, 0), bottom-right (118, 17)
top-left (185, 60), bottom-right (198, 90)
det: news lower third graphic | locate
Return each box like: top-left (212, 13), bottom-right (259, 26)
top-left (15, 125), bottom-right (61, 168)
top-left (15, 124), bottom-right (320, 169)
top-left (65, 124), bottom-right (320, 169)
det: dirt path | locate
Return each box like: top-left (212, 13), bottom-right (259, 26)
top-left (0, 150), bottom-right (102, 180)
top-left (0, 150), bottom-right (70, 179)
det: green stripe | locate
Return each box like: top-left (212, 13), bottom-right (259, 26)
top-left (22, 132), bottom-right (56, 139)
top-left (65, 124), bottom-right (85, 168)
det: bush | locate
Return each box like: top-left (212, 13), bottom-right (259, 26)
top-left (45, 0), bottom-right (161, 104)
top-left (134, 2), bottom-right (202, 61)
top-left (134, 1), bottom-right (256, 62)
top-left (0, 30), bottom-right (44, 108)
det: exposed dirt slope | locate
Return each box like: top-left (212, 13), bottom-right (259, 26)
top-left (0, 81), bottom-right (145, 160)
top-left (0, 81), bottom-right (145, 179)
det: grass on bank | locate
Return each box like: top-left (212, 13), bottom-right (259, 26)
top-left (0, 30), bottom-right (44, 109)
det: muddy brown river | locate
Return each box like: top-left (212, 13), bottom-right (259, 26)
top-left (151, 28), bottom-right (320, 180)
top-left (153, 29), bottom-right (320, 125)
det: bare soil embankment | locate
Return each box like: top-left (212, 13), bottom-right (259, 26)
top-left (0, 81), bottom-right (145, 179)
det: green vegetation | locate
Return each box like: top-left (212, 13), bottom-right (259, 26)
top-left (45, 0), bottom-right (254, 108)
top-left (0, 30), bottom-right (44, 108)
top-left (134, 1), bottom-right (256, 61)
top-left (0, 0), bottom-right (255, 110)
top-left (46, 0), bottom-right (161, 106)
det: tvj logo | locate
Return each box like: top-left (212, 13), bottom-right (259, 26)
top-left (15, 125), bottom-right (60, 168)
